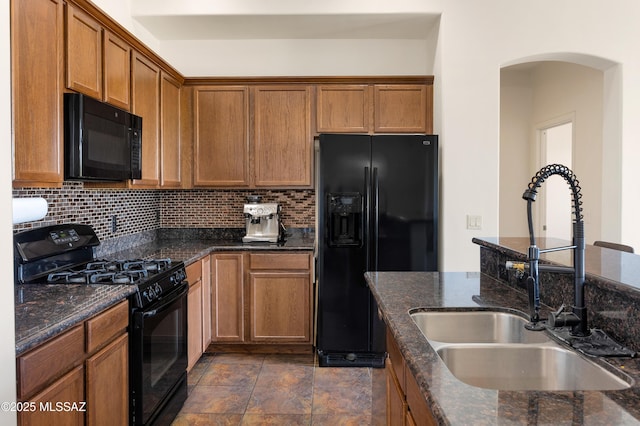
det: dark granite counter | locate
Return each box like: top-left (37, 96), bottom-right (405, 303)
top-left (366, 271), bottom-right (640, 424)
top-left (104, 228), bottom-right (315, 266)
top-left (473, 236), bottom-right (640, 291)
top-left (15, 284), bottom-right (137, 356)
top-left (15, 228), bottom-right (315, 356)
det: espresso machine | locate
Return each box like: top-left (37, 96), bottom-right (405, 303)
top-left (242, 196), bottom-right (283, 243)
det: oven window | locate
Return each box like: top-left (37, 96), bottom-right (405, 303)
top-left (136, 290), bottom-right (187, 425)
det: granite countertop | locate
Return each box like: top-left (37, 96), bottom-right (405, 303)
top-left (15, 229), bottom-right (315, 356)
top-left (366, 271), bottom-right (640, 424)
top-left (474, 236), bottom-right (640, 291)
top-left (15, 284), bottom-right (137, 356)
top-left (105, 230), bottom-right (315, 266)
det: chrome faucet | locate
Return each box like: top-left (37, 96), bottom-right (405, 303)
top-left (509, 164), bottom-right (589, 337)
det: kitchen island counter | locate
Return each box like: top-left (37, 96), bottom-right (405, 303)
top-left (366, 271), bottom-right (640, 424)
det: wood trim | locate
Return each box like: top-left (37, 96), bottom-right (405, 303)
top-left (185, 75), bottom-right (434, 86)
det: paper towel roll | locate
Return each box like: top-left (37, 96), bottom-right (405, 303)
top-left (13, 197), bottom-right (48, 224)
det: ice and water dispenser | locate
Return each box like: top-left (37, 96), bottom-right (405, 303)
top-left (327, 192), bottom-right (363, 247)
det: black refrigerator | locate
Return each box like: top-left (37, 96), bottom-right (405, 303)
top-left (316, 134), bottom-right (438, 367)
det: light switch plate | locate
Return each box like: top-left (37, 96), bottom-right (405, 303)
top-left (467, 215), bottom-right (482, 230)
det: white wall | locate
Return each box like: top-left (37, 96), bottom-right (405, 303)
top-left (499, 68), bottom-right (533, 237)
top-left (2, 0), bottom-right (17, 423)
top-left (500, 62), bottom-right (606, 244)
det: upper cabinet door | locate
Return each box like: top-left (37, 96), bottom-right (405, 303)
top-left (65, 3), bottom-right (102, 100)
top-left (193, 86), bottom-right (250, 187)
top-left (374, 84), bottom-right (432, 133)
top-left (160, 72), bottom-right (182, 188)
top-left (316, 85), bottom-right (371, 133)
top-left (103, 30), bottom-right (131, 111)
top-left (12, 0), bottom-right (65, 187)
top-left (131, 52), bottom-right (160, 187)
top-left (253, 86), bottom-right (312, 187)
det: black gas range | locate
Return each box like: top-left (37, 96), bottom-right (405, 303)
top-left (14, 224), bottom-right (188, 426)
top-left (14, 224), bottom-right (186, 309)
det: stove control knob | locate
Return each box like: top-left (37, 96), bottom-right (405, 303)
top-left (148, 288), bottom-right (156, 299)
top-left (154, 283), bottom-right (163, 295)
top-left (143, 290), bottom-right (152, 302)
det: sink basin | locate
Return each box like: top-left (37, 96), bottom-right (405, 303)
top-left (410, 310), bottom-right (550, 344)
top-left (436, 344), bottom-right (632, 390)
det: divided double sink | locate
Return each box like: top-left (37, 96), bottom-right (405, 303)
top-left (410, 309), bottom-right (633, 391)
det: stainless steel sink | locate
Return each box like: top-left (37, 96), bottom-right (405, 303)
top-left (410, 310), bottom-right (550, 344)
top-left (409, 309), bottom-right (633, 391)
top-left (436, 344), bottom-right (631, 391)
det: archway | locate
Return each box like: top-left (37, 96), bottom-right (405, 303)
top-left (499, 54), bottom-right (621, 246)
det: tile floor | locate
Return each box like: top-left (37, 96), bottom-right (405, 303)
top-left (172, 352), bottom-right (387, 425)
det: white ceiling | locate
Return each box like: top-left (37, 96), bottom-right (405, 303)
top-left (133, 13), bottom-right (440, 40)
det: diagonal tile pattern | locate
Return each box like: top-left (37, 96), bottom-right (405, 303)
top-left (172, 353), bottom-right (386, 425)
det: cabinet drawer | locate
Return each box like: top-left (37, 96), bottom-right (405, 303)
top-left (186, 259), bottom-right (203, 284)
top-left (17, 325), bottom-right (85, 399)
top-left (86, 301), bottom-right (129, 354)
top-left (249, 253), bottom-right (310, 270)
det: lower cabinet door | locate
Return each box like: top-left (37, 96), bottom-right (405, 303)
top-left (249, 271), bottom-right (311, 342)
top-left (19, 366), bottom-right (85, 426)
top-left (85, 333), bottom-right (128, 426)
top-left (187, 279), bottom-right (204, 371)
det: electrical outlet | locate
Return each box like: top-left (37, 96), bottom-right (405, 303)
top-left (466, 215), bottom-right (482, 230)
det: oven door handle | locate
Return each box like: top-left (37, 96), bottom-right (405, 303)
top-left (140, 283), bottom-right (188, 319)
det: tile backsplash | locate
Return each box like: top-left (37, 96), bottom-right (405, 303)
top-left (13, 182), bottom-right (316, 243)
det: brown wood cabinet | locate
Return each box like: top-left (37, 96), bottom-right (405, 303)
top-left (131, 52), bottom-right (161, 187)
top-left (316, 85), bottom-right (371, 133)
top-left (160, 72), bottom-right (182, 187)
top-left (103, 30), bottom-right (132, 111)
top-left (209, 251), bottom-right (313, 351)
top-left (374, 84), bottom-right (431, 133)
top-left (191, 84), bottom-right (313, 189)
top-left (186, 256), bottom-right (213, 371)
top-left (316, 83), bottom-right (433, 134)
top-left (253, 86), bottom-right (313, 187)
top-left (248, 253), bottom-right (312, 343)
top-left (65, 3), bottom-right (131, 111)
top-left (210, 253), bottom-right (245, 342)
top-left (187, 261), bottom-right (203, 371)
top-left (17, 301), bottom-right (129, 425)
top-left (85, 333), bottom-right (128, 426)
top-left (193, 86), bottom-right (250, 187)
top-left (386, 329), bottom-right (436, 426)
top-left (201, 255), bottom-right (212, 349)
top-left (21, 366), bottom-right (85, 426)
top-left (65, 3), bottom-right (102, 100)
top-left (11, 0), bottom-right (65, 187)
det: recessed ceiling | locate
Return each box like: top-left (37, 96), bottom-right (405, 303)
top-left (133, 13), bottom-right (440, 40)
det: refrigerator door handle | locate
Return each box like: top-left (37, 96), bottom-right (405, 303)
top-left (364, 166), bottom-right (371, 271)
top-left (373, 167), bottom-right (379, 271)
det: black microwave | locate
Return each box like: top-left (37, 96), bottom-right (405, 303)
top-left (64, 93), bottom-right (142, 181)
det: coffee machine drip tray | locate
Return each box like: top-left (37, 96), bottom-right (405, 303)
top-left (242, 234), bottom-right (279, 243)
